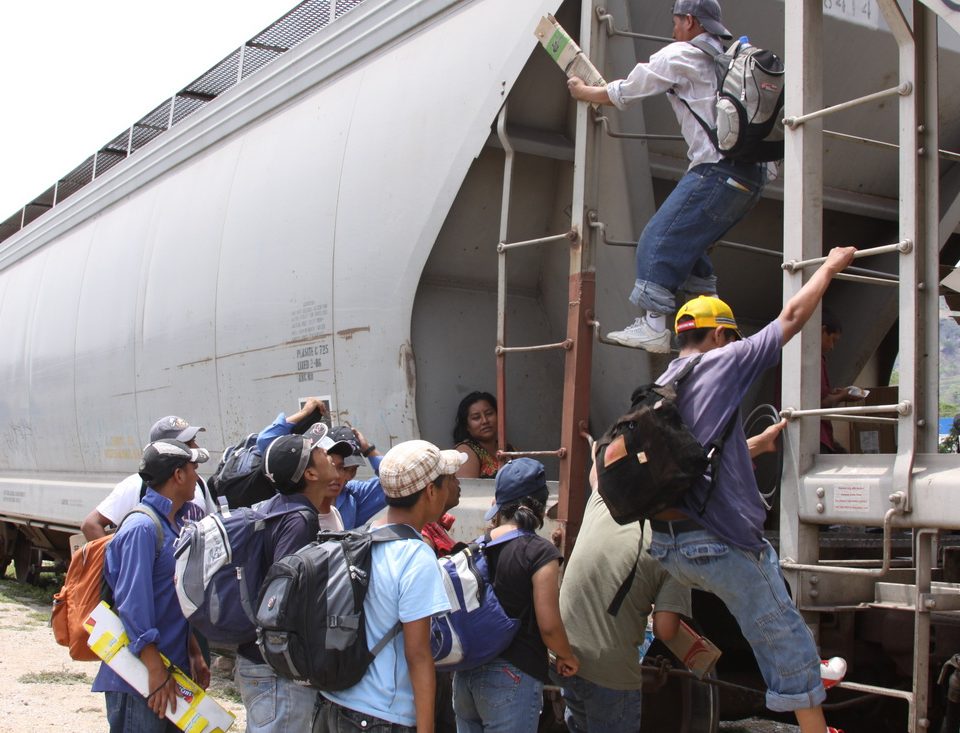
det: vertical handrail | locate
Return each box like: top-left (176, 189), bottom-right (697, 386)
top-left (495, 103), bottom-right (514, 456)
top-left (779, 0), bottom-right (825, 628)
top-left (556, 0), bottom-right (600, 555)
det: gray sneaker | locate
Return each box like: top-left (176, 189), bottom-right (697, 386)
top-left (606, 318), bottom-right (671, 352)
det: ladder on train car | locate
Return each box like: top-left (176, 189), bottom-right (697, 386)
top-left (778, 2), bottom-right (946, 731)
top-left (493, 1), bottom-right (957, 730)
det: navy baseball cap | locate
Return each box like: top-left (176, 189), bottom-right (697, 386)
top-left (328, 426), bottom-right (364, 467)
top-left (484, 458), bottom-right (548, 521)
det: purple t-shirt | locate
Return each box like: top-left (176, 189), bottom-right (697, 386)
top-left (656, 321), bottom-right (783, 551)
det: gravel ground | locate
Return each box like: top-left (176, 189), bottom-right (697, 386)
top-left (0, 574), bottom-right (246, 732)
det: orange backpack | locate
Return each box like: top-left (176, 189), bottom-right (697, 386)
top-left (51, 506), bottom-right (163, 661)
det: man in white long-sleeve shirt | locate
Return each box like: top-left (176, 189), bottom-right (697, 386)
top-left (568, 0), bottom-right (768, 353)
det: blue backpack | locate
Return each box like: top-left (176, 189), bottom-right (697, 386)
top-left (431, 529), bottom-right (528, 671)
top-left (173, 499), bottom-right (314, 644)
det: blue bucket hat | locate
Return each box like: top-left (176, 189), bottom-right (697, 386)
top-left (484, 458), bottom-right (548, 521)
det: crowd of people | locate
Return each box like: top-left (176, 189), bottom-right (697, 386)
top-left (75, 1), bottom-right (855, 732)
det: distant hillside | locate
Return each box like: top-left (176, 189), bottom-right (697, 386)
top-left (888, 300), bottom-right (960, 417)
top-left (941, 307), bottom-right (960, 416)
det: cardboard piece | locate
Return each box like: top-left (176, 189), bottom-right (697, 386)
top-left (84, 602), bottom-right (235, 733)
top-left (848, 386), bottom-right (898, 454)
top-left (662, 619), bottom-right (722, 679)
top-left (534, 15), bottom-right (606, 87)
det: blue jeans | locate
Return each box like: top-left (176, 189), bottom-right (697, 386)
top-left (648, 529), bottom-right (825, 712)
top-left (551, 671), bottom-right (642, 733)
top-left (104, 691), bottom-right (178, 733)
top-left (453, 659), bottom-right (543, 733)
top-left (631, 159), bottom-right (766, 315)
top-left (236, 655), bottom-right (319, 732)
top-left (313, 696), bottom-right (416, 733)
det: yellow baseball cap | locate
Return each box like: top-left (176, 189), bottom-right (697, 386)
top-left (675, 295), bottom-right (743, 339)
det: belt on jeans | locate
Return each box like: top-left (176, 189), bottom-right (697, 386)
top-left (650, 518), bottom-right (702, 534)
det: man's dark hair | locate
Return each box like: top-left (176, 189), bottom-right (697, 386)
top-left (822, 307), bottom-right (843, 335)
top-left (453, 391), bottom-right (498, 444)
top-left (385, 486), bottom-right (426, 508)
top-left (675, 316), bottom-right (714, 350)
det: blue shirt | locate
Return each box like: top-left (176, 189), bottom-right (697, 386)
top-left (92, 490), bottom-right (193, 694)
top-left (657, 321), bottom-right (783, 551)
top-left (255, 412), bottom-right (387, 528)
top-left (322, 527), bottom-right (450, 726)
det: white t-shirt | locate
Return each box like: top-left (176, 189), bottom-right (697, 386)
top-left (317, 506), bottom-right (344, 532)
top-left (96, 473), bottom-right (210, 525)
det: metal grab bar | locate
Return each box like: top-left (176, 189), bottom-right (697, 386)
top-left (593, 112), bottom-right (685, 141)
top-left (595, 7), bottom-right (673, 43)
top-left (835, 680), bottom-right (913, 703)
top-left (816, 415), bottom-right (898, 424)
top-left (824, 129), bottom-right (960, 163)
top-left (591, 218), bottom-right (900, 287)
top-left (498, 449), bottom-right (567, 459)
top-left (498, 230), bottom-right (578, 252)
top-left (833, 272), bottom-right (900, 287)
top-left (782, 240), bottom-right (912, 273)
top-left (781, 402), bottom-right (911, 419)
top-left (781, 505), bottom-right (901, 577)
top-left (783, 82), bottom-right (912, 128)
top-left (496, 340), bottom-right (573, 354)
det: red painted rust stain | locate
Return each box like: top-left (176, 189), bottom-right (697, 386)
top-left (336, 326), bottom-right (371, 340)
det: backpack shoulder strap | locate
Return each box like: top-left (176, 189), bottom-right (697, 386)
top-left (607, 524), bottom-right (645, 617)
top-left (656, 353), bottom-right (704, 391)
top-left (479, 528), bottom-right (530, 550)
top-left (122, 505), bottom-right (164, 557)
top-left (687, 37), bottom-right (721, 58)
top-left (369, 524), bottom-right (422, 542)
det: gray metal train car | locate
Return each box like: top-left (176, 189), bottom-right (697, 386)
top-left (1, 0), bottom-right (960, 730)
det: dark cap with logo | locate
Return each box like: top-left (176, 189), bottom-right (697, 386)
top-left (139, 439), bottom-right (209, 487)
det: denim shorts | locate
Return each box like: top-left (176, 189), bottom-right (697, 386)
top-left (648, 529), bottom-right (825, 712)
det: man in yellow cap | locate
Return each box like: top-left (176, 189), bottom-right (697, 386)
top-left (647, 246), bottom-right (855, 733)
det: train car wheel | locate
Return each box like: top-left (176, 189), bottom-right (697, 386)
top-left (13, 535), bottom-right (37, 583)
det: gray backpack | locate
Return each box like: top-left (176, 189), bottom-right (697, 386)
top-left (677, 37), bottom-right (785, 163)
top-left (254, 524), bottom-right (421, 690)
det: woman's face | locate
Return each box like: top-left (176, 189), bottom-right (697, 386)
top-left (466, 400), bottom-right (498, 442)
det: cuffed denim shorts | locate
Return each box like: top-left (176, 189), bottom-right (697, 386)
top-left (649, 528), bottom-right (826, 712)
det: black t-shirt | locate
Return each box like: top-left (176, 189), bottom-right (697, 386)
top-left (486, 532), bottom-right (562, 682)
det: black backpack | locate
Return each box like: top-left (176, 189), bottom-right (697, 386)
top-left (207, 433), bottom-right (276, 509)
top-left (595, 355), bottom-right (736, 525)
top-left (675, 37), bottom-right (785, 163)
top-left (254, 524), bottom-right (421, 690)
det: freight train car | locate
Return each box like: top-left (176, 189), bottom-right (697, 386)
top-left (2, 0), bottom-right (960, 730)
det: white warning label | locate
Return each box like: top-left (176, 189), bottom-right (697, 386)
top-left (833, 485), bottom-right (871, 513)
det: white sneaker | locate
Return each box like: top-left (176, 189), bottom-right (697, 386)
top-left (606, 318), bottom-right (671, 352)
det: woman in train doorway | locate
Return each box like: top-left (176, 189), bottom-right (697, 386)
top-left (452, 459), bottom-right (579, 732)
top-left (453, 391), bottom-right (509, 478)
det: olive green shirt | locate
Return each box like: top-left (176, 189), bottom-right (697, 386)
top-left (560, 491), bottom-right (690, 690)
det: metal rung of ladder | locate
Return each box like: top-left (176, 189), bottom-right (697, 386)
top-left (499, 448), bottom-right (567, 459)
top-left (782, 240), bottom-right (912, 272)
top-left (780, 402), bottom-right (911, 420)
top-left (496, 340), bottom-right (573, 355)
top-left (783, 82), bottom-right (912, 128)
top-left (497, 229), bottom-right (578, 252)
